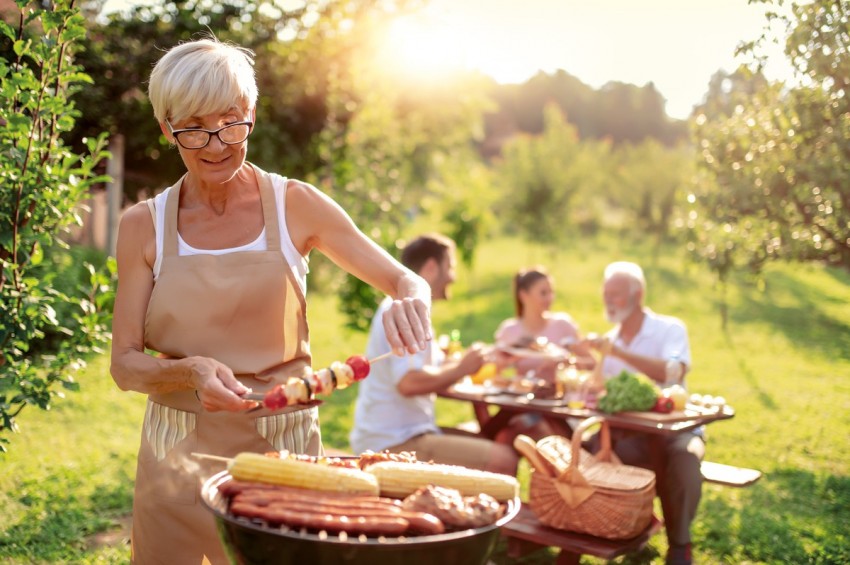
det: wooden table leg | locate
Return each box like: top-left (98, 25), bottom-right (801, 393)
top-left (479, 408), bottom-right (521, 439)
top-left (472, 401), bottom-right (491, 429)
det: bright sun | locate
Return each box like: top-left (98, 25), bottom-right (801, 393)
top-left (378, 13), bottom-right (470, 79)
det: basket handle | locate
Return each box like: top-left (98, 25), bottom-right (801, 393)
top-left (540, 417), bottom-right (599, 507)
top-left (569, 416), bottom-right (599, 465)
top-left (514, 435), bottom-right (557, 478)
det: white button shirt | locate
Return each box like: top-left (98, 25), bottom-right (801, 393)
top-left (350, 297), bottom-right (443, 454)
top-left (601, 308), bottom-right (692, 387)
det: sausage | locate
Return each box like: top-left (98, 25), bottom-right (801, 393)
top-left (253, 498), bottom-right (441, 531)
top-left (224, 481), bottom-right (446, 536)
top-left (230, 500), bottom-right (410, 535)
top-left (230, 493), bottom-right (445, 536)
top-left (237, 494), bottom-right (403, 513)
top-left (397, 511), bottom-right (445, 535)
top-left (233, 488), bottom-right (401, 509)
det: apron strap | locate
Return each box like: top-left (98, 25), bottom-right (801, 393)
top-left (162, 175), bottom-right (186, 258)
top-left (162, 169), bottom-right (278, 256)
top-left (252, 164), bottom-right (282, 252)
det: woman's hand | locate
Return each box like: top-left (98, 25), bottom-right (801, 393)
top-left (188, 356), bottom-right (258, 412)
top-left (382, 296), bottom-right (431, 356)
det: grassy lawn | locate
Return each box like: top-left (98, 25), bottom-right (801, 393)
top-left (1, 235), bottom-right (848, 564)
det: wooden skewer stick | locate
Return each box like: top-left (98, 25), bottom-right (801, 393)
top-left (241, 354), bottom-right (395, 406)
top-left (191, 452), bottom-right (234, 464)
top-left (367, 351), bottom-right (394, 364)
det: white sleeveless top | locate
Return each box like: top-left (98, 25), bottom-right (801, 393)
top-left (151, 173), bottom-right (309, 295)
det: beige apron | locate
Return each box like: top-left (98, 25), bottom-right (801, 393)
top-left (131, 166), bottom-right (322, 564)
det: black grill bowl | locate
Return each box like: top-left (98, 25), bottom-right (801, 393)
top-left (201, 470), bottom-right (520, 565)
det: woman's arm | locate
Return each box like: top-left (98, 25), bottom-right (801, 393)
top-left (286, 181), bottom-right (431, 355)
top-left (109, 203), bottom-right (254, 412)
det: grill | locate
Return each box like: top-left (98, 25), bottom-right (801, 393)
top-left (201, 470), bottom-right (520, 565)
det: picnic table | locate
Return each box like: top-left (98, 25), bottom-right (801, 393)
top-left (439, 382), bottom-right (736, 439)
top-left (438, 382), bottom-right (750, 563)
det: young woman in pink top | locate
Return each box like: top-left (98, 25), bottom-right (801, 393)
top-left (495, 266), bottom-right (594, 380)
top-left (489, 267), bottom-right (595, 443)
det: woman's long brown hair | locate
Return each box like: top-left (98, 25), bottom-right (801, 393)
top-left (513, 266), bottom-right (550, 317)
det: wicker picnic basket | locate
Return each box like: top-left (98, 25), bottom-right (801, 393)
top-left (527, 416), bottom-right (656, 540)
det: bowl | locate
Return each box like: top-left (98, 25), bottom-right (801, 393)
top-left (201, 470), bottom-right (520, 565)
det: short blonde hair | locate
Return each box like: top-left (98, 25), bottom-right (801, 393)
top-left (148, 37), bottom-right (258, 124)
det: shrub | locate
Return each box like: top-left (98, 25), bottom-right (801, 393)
top-left (0, 1), bottom-right (113, 452)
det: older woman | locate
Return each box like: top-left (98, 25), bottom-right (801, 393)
top-left (110, 37), bottom-right (431, 564)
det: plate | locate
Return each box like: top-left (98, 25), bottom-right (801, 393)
top-left (616, 403), bottom-right (728, 422)
top-left (523, 397), bottom-right (569, 407)
top-left (496, 344), bottom-right (568, 361)
top-left (450, 382), bottom-right (505, 396)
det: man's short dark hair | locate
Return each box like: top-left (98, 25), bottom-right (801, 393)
top-left (400, 234), bottom-right (455, 274)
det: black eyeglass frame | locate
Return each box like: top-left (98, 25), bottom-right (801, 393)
top-left (165, 119), bottom-right (255, 149)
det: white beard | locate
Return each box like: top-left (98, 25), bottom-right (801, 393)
top-left (605, 303), bottom-right (634, 324)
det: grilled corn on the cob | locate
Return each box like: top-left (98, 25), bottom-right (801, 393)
top-left (366, 461), bottom-right (519, 501)
top-left (229, 452), bottom-right (379, 495)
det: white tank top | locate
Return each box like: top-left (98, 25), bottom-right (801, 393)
top-left (150, 173), bottom-right (309, 295)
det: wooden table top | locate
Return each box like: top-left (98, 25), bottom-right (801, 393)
top-left (439, 384), bottom-right (735, 436)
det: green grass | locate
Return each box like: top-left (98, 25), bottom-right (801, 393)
top-left (1, 235), bottom-right (848, 564)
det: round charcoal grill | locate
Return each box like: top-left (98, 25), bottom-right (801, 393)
top-left (201, 470), bottom-right (520, 565)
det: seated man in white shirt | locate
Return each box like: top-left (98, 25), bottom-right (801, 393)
top-left (585, 261), bottom-right (703, 565)
top-left (350, 234), bottom-right (518, 475)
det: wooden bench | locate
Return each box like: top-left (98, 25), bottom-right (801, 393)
top-left (449, 420), bottom-right (763, 489)
top-left (501, 504), bottom-right (664, 565)
top-left (701, 461), bottom-right (762, 487)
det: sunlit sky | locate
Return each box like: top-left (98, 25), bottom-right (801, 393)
top-left (102, 0), bottom-right (794, 120)
top-left (398, 0), bottom-right (793, 119)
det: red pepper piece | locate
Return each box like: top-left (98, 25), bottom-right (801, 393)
top-left (653, 396), bottom-right (675, 413)
top-left (345, 355), bottom-right (370, 381)
top-left (263, 385), bottom-right (289, 410)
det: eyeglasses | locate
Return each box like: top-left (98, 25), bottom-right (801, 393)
top-left (166, 120), bottom-right (254, 149)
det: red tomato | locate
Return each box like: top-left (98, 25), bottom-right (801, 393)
top-left (652, 396), bottom-right (675, 413)
top-left (345, 355), bottom-right (370, 381)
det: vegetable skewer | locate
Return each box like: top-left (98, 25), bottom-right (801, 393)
top-left (243, 352), bottom-right (392, 410)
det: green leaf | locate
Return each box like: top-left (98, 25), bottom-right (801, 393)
top-left (0, 20), bottom-right (15, 42)
top-left (12, 39), bottom-right (26, 57)
top-left (30, 242), bottom-right (43, 266)
top-left (61, 380), bottom-right (81, 392)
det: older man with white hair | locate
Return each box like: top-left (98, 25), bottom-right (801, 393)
top-left (586, 261), bottom-right (703, 565)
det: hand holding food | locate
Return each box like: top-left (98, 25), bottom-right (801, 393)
top-left (252, 354), bottom-right (380, 410)
top-left (455, 345), bottom-right (486, 380)
top-left (583, 333), bottom-right (614, 356)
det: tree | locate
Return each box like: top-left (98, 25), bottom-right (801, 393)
top-left (307, 10), bottom-right (491, 329)
top-left (613, 139), bottom-right (694, 242)
top-left (71, 0), bottom-right (328, 198)
top-left (690, 0), bottom-right (850, 280)
top-left (495, 104), bottom-right (611, 251)
top-left (0, 0), bottom-right (113, 451)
